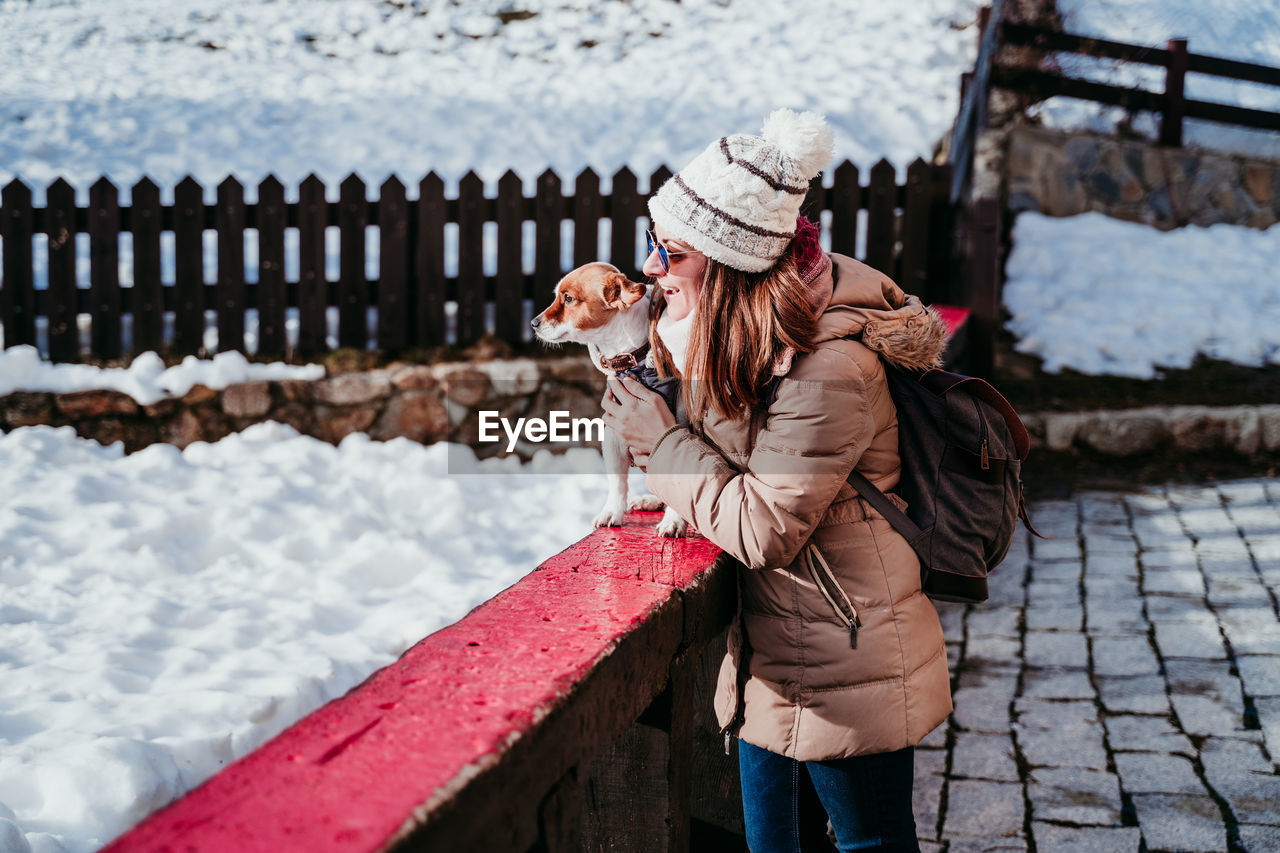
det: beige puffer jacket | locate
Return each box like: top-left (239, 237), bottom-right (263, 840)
top-left (645, 253), bottom-right (953, 761)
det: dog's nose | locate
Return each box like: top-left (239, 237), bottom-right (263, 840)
top-left (530, 316), bottom-right (541, 329)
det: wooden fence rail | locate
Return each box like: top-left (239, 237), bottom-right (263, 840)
top-left (0, 161), bottom-right (957, 363)
top-left (996, 21), bottom-right (1280, 147)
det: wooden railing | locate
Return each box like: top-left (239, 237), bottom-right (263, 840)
top-left (949, 0), bottom-right (1007, 205)
top-left (943, 1), bottom-right (1007, 377)
top-left (99, 512), bottom-right (741, 852)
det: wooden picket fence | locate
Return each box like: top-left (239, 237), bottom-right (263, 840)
top-left (0, 160), bottom-right (958, 363)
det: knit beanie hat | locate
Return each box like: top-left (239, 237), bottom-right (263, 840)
top-left (648, 108), bottom-right (834, 274)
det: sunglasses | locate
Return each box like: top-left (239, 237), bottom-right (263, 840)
top-left (645, 229), bottom-right (700, 273)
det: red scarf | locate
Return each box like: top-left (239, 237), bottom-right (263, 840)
top-left (789, 216), bottom-right (827, 285)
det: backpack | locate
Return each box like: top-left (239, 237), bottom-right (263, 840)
top-left (845, 367), bottom-right (1039, 604)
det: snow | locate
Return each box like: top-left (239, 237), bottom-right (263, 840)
top-left (1003, 210), bottom-right (1280, 378)
top-left (1029, 0), bottom-right (1280, 160)
top-left (0, 0), bottom-right (985, 201)
top-left (0, 346), bottom-right (324, 405)
top-left (0, 423), bottom-right (638, 852)
top-left (2, 0), bottom-right (1276, 848)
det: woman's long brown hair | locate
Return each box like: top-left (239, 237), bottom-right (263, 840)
top-left (650, 253), bottom-right (817, 426)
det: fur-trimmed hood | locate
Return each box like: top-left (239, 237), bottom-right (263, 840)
top-left (806, 252), bottom-right (947, 372)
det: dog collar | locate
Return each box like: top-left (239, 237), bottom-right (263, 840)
top-left (599, 342), bottom-right (651, 372)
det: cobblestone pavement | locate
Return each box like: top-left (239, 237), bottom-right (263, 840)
top-left (912, 478), bottom-right (1280, 853)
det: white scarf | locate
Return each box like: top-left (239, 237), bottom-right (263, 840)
top-left (653, 308), bottom-right (694, 376)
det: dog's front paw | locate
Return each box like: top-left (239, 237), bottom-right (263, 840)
top-left (655, 507), bottom-right (689, 538)
top-left (592, 501), bottom-right (627, 529)
top-left (628, 494), bottom-right (665, 512)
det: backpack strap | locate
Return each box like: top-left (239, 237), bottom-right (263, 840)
top-left (845, 469), bottom-right (926, 548)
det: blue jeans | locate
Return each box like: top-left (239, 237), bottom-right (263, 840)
top-left (738, 739), bottom-right (920, 853)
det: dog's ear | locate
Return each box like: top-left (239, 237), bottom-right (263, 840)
top-left (604, 272), bottom-right (646, 309)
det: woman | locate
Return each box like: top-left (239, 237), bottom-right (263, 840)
top-left (601, 109), bottom-right (952, 853)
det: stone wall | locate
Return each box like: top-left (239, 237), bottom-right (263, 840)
top-left (0, 357), bottom-right (608, 457)
top-left (8, 355), bottom-right (1280, 461)
top-left (1005, 124), bottom-right (1280, 230)
top-left (1025, 405), bottom-right (1280, 457)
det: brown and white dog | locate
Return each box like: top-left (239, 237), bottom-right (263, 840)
top-left (530, 262), bottom-right (688, 537)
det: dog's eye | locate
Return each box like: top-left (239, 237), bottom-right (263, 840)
top-left (562, 294), bottom-right (574, 304)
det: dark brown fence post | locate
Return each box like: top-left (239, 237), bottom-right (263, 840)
top-left (338, 174), bottom-right (367, 350)
top-left (927, 164), bottom-right (957, 305)
top-left (665, 652), bottom-right (695, 853)
top-left (416, 173), bottom-right (446, 347)
top-left (648, 165), bottom-right (673, 191)
top-left (644, 167), bottom-right (673, 271)
top-left (900, 158), bottom-right (933, 301)
top-left (968, 197), bottom-right (1001, 377)
top-left (174, 176), bottom-right (205, 356)
top-left (536, 767), bottom-right (584, 853)
top-left (46, 179), bottom-right (78, 362)
top-left (216, 177), bottom-right (246, 353)
top-left (572, 168), bottom-right (602, 270)
top-left (830, 161), bottom-right (860, 258)
top-left (865, 159), bottom-right (897, 276)
top-left (378, 176), bottom-right (409, 352)
top-left (534, 169), bottom-right (564, 311)
top-left (456, 171), bottom-right (486, 346)
top-left (1, 179), bottom-right (35, 350)
top-left (583, 650), bottom-right (698, 853)
top-left (298, 174), bottom-right (328, 355)
top-left (131, 177), bottom-right (163, 354)
top-left (495, 170), bottom-right (524, 342)
top-left (646, 167), bottom-right (673, 254)
top-left (610, 168), bottom-right (640, 280)
top-left (89, 177), bottom-right (121, 359)
top-left (1160, 37), bottom-right (1189, 147)
top-left (800, 175), bottom-right (824, 225)
top-left (256, 175), bottom-right (287, 358)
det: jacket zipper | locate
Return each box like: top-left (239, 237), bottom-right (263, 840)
top-left (721, 546), bottom-right (861, 754)
top-left (803, 543), bottom-right (862, 649)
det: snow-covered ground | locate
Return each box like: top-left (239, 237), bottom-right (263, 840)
top-left (1004, 210), bottom-right (1280, 377)
top-left (2, 0), bottom-right (1279, 850)
top-left (0, 423), bottom-right (638, 852)
top-left (0, 0), bottom-right (984, 200)
top-left (1031, 0), bottom-right (1280, 159)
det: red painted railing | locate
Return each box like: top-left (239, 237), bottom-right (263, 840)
top-left (101, 511), bottom-right (733, 852)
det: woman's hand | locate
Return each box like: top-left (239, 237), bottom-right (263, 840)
top-left (601, 375), bottom-right (677, 469)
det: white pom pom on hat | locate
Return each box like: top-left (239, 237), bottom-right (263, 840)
top-left (760, 108), bottom-right (835, 182)
top-left (649, 108), bottom-right (835, 273)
